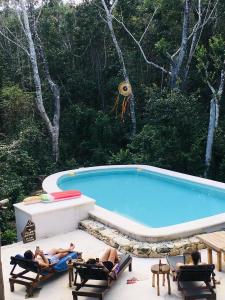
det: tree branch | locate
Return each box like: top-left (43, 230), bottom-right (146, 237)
top-left (139, 7), bottom-right (158, 43)
top-left (110, 0), bottom-right (119, 14)
top-left (113, 15), bottom-right (170, 75)
top-left (217, 68), bottom-right (225, 98)
top-left (0, 29), bottom-right (30, 57)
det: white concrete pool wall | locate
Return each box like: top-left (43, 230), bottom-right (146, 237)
top-left (42, 165), bottom-right (225, 242)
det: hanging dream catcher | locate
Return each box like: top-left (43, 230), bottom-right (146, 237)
top-left (112, 81), bottom-right (132, 120)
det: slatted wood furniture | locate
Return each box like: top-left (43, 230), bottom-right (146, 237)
top-left (197, 231), bottom-right (225, 271)
top-left (71, 253), bottom-right (132, 300)
top-left (151, 263), bottom-right (171, 296)
top-left (167, 255), bottom-right (185, 281)
top-left (9, 252), bottom-right (77, 297)
top-left (177, 264), bottom-right (216, 299)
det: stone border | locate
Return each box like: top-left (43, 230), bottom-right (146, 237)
top-left (79, 219), bottom-right (206, 258)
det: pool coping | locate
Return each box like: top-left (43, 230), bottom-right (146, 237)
top-left (42, 165), bottom-right (225, 242)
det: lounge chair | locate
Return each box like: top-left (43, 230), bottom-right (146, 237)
top-left (166, 253), bottom-right (201, 281)
top-left (167, 255), bottom-right (216, 299)
top-left (72, 253), bottom-right (132, 300)
top-left (177, 264), bottom-right (216, 299)
top-left (9, 252), bottom-right (77, 297)
top-left (167, 254), bottom-right (186, 280)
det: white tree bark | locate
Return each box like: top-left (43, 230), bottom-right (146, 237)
top-left (113, 10), bottom-right (170, 75)
top-left (170, 0), bottom-right (190, 88)
top-left (18, 0), bottom-right (60, 161)
top-left (101, 0), bottom-right (136, 135)
top-left (114, 0), bottom-right (218, 90)
top-left (204, 69), bottom-right (225, 177)
top-left (182, 0), bottom-right (218, 87)
top-left (205, 98), bottom-right (217, 177)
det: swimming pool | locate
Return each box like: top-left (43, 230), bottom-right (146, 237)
top-left (43, 165), bottom-right (225, 241)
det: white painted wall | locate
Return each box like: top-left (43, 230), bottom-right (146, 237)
top-left (14, 195), bottom-right (95, 241)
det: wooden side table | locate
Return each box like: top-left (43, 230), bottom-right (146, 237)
top-left (151, 264), bottom-right (171, 296)
top-left (68, 261), bottom-right (74, 287)
top-left (68, 258), bottom-right (85, 287)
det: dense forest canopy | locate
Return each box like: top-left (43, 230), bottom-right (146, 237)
top-left (0, 0), bottom-right (225, 244)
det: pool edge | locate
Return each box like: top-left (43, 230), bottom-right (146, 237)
top-left (43, 165), bottom-right (225, 242)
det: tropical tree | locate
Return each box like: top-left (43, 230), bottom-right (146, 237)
top-left (100, 0), bottom-right (136, 135)
top-left (0, 0), bottom-right (61, 161)
top-left (113, 0), bottom-right (218, 89)
top-left (196, 36), bottom-right (225, 177)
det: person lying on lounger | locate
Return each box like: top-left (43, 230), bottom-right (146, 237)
top-left (176, 250), bottom-right (203, 268)
top-left (24, 243), bottom-right (75, 268)
top-left (86, 247), bottom-right (119, 274)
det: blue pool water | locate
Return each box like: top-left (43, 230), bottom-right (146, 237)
top-left (57, 168), bottom-right (225, 228)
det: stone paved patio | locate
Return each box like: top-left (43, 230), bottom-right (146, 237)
top-left (2, 229), bottom-right (225, 300)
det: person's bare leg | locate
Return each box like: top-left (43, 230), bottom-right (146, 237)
top-left (100, 248), bottom-right (111, 262)
top-left (107, 248), bottom-right (118, 264)
top-left (48, 243), bottom-right (75, 255)
top-left (54, 252), bottom-right (69, 259)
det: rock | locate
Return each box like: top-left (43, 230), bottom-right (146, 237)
top-left (132, 243), bottom-right (151, 257)
top-left (189, 236), bottom-right (200, 244)
top-left (156, 242), bottom-right (174, 254)
top-left (169, 248), bottom-right (180, 256)
top-left (173, 240), bottom-right (187, 249)
top-left (100, 228), bottom-right (118, 239)
top-left (79, 218), bottom-right (209, 258)
top-left (197, 242), bottom-right (206, 250)
top-left (113, 236), bottom-right (132, 250)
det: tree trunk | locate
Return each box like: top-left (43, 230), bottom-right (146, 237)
top-left (170, 0), bottom-right (190, 89)
top-left (102, 0), bottom-right (136, 135)
top-left (52, 126), bottom-right (59, 163)
top-left (19, 0), bottom-right (60, 162)
top-left (204, 98), bottom-right (217, 178)
top-left (204, 68), bottom-right (225, 177)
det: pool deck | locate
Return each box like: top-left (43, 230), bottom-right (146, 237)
top-left (2, 229), bottom-right (225, 300)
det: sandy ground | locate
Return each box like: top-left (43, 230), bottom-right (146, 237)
top-left (2, 229), bottom-right (225, 300)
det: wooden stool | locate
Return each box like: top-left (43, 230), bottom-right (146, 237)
top-left (151, 263), bottom-right (171, 296)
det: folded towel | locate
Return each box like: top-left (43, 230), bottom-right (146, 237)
top-left (50, 190), bottom-right (81, 200)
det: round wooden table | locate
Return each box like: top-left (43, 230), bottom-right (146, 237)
top-left (151, 264), bottom-right (171, 296)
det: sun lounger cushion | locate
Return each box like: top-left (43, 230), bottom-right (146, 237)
top-left (114, 253), bottom-right (131, 274)
top-left (53, 252), bottom-right (77, 272)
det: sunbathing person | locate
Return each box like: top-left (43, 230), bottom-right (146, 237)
top-left (176, 249), bottom-right (202, 268)
top-left (99, 247), bottom-right (119, 272)
top-left (24, 243), bottom-right (75, 268)
top-left (86, 247), bottom-right (119, 273)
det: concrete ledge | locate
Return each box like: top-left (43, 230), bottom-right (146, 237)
top-left (79, 219), bottom-right (206, 258)
top-left (14, 195), bottom-right (95, 241)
